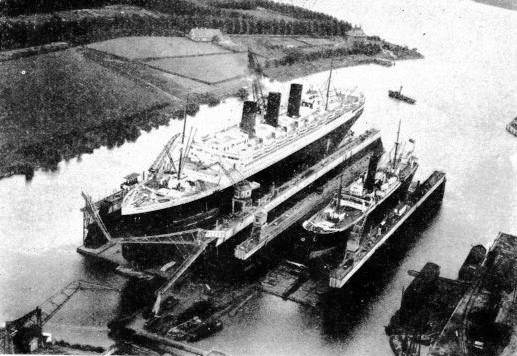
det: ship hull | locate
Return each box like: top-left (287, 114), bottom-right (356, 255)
top-left (85, 107), bottom-right (364, 245)
top-left (121, 128), bottom-right (383, 265)
top-left (298, 166), bottom-right (418, 260)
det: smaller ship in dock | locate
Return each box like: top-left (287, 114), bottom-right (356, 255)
top-left (506, 116), bottom-right (517, 136)
top-left (303, 121), bottom-right (418, 237)
top-left (389, 86), bottom-right (416, 104)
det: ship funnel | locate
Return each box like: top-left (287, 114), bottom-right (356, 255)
top-left (287, 83), bottom-right (303, 117)
top-left (240, 101), bottom-right (257, 136)
top-left (364, 153), bottom-right (381, 192)
top-left (265, 92), bottom-right (281, 127)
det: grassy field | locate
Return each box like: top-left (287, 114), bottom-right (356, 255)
top-left (0, 32), bottom-right (421, 178)
top-left (0, 47), bottom-right (171, 175)
top-left (296, 37), bottom-right (339, 46)
top-left (147, 52), bottom-right (248, 84)
top-left (264, 37), bottom-right (308, 49)
top-left (87, 36), bottom-right (230, 60)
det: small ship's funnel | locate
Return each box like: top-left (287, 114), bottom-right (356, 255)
top-left (287, 83), bottom-right (303, 117)
top-left (240, 101), bottom-right (257, 136)
top-left (265, 92), bottom-right (281, 127)
top-left (364, 153), bottom-right (381, 192)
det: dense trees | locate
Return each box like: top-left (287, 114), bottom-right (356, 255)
top-left (0, 0), bottom-right (353, 51)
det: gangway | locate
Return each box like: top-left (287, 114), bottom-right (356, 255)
top-left (151, 240), bottom-right (213, 315)
top-left (119, 229), bottom-right (217, 315)
top-left (120, 229), bottom-right (208, 246)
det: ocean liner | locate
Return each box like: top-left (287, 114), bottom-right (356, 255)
top-left (302, 122), bottom-right (418, 250)
top-left (86, 62), bottom-right (366, 245)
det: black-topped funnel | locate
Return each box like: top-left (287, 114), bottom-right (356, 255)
top-left (287, 84), bottom-right (303, 117)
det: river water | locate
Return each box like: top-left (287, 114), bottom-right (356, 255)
top-left (1, 0), bottom-right (516, 354)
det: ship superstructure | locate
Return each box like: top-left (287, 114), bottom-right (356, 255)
top-left (303, 122), bottom-right (418, 236)
top-left (122, 86), bottom-right (364, 216)
top-left (83, 57), bottom-right (368, 245)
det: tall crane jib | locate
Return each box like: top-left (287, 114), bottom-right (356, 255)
top-left (248, 50), bottom-right (266, 113)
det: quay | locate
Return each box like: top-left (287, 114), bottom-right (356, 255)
top-left (427, 232), bottom-right (517, 356)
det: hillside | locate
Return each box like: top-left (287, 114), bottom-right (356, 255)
top-left (0, 0), bottom-right (422, 179)
top-left (0, 1), bottom-right (353, 51)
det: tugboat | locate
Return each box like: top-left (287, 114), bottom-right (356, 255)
top-left (302, 121), bottom-right (418, 256)
top-left (506, 117), bottom-right (517, 136)
top-left (389, 86), bottom-right (416, 104)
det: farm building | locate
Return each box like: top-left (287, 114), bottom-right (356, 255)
top-left (188, 28), bottom-right (223, 42)
top-left (347, 27), bottom-right (367, 38)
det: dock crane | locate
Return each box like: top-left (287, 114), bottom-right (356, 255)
top-left (248, 49), bottom-right (267, 113)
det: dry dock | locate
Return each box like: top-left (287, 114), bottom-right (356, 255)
top-left (330, 170), bottom-right (446, 288)
top-left (78, 129), bottom-right (382, 307)
top-left (260, 170), bottom-right (446, 306)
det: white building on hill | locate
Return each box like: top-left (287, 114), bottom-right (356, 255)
top-left (188, 28), bottom-right (223, 42)
top-left (347, 27), bottom-right (367, 39)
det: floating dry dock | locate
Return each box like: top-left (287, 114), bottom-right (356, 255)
top-left (329, 170), bottom-right (446, 288)
top-left (78, 129), bottom-right (381, 310)
top-left (260, 170), bottom-right (446, 307)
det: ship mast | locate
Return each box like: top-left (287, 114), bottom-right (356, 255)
top-left (336, 174), bottom-right (343, 212)
top-left (325, 59), bottom-right (334, 111)
top-left (392, 119), bottom-right (401, 170)
top-left (177, 96), bottom-right (188, 179)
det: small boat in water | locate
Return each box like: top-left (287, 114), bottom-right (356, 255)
top-left (389, 86), bottom-right (416, 104)
top-left (506, 117), bottom-right (517, 136)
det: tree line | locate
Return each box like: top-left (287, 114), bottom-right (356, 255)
top-left (269, 42), bottom-right (382, 67)
top-left (0, 0), bottom-right (353, 50)
top-left (1, 12), bottom-right (351, 51)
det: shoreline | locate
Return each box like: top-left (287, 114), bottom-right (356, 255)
top-left (0, 50), bottom-right (422, 181)
top-left (265, 52), bottom-right (423, 82)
